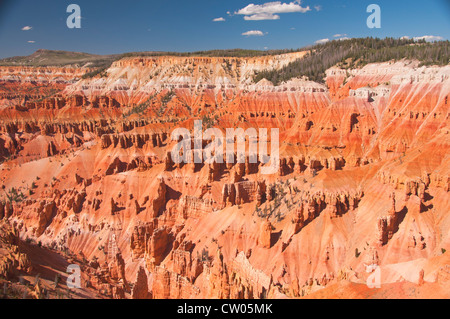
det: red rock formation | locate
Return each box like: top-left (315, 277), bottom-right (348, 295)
top-left (147, 226), bottom-right (172, 268)
top-left (152, 178), bottom-right (167, 218)
top-left (0, 54), bottom-right (448, 299)
top-left (131, 266), bottom-right (151, 299)
top-left (130, 222), bottom-right (155, 259)
top-left (0, 222), bottom-right (32, 280)
top-left (258, 218), bottom-right (273, 249)
top-left (36, 200), bottom-right (56, 236)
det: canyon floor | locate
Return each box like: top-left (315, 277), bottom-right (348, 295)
top-left (0, 48), bottom-right (449, 299)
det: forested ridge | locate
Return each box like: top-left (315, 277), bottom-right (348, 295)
top-left (253, 37), bottom-right (450, 84)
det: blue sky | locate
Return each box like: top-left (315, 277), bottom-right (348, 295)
top-left (0, 0), bottom-right (449, 58)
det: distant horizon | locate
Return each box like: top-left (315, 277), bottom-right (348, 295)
top-left (1, 0), bottom-right (449, 59)
top-left (1, 36), bottom-right (448, 61)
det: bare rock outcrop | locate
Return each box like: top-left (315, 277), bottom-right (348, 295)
top-left (131, 266), bottom-right (152, 299)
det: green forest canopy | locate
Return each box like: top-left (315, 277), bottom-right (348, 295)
top-left (253, 37), bottom-right (450, 84)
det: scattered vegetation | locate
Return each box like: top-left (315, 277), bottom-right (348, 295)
top-left (253, 37), bottom-right (450, 84)
top-left (7, 38), bottom-right (447, 84)
top-left (123, 94), bottom-right (156, 117)
top-left (81, 67), bottom-right (108, 79)
top-left (201, 114), bottom-right (219, 129)
top-left (256, 182), bottom-right (289, 221)
top-left (161, 90), bottom-right (175, 106)
top-left (0, 49), bottom-right (120, 68)
top-left (155, 90), bottom-right (175, 117)
top-left (198, 248), bottom-right (210, 262)
top-left (3, 187), bottom-right (25, 204)
top-left (120, 48), bottom-right (298, 59)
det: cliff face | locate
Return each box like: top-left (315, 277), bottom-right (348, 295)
top-left (0, 52), bottom-right (449, 299)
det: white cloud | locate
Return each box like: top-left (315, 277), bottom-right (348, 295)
top-left (213, 17), bottom-right (226, 22)
top-left (242, 30), bottom-right (266, 36)
top-left (244, 13), bottom-right (280, 20)
top-left (21, 26), bottom-right (32, 31)
top-left (400, 36), bottom-right (410, 40)
top-left (314, 5), bottom-right (322, 11)
top-left (413, 35), bottom-right (443, 42)
top-left (333, 33), bottom-right (347, 38)
top-left (315, 38), bottom-right (329, 44)
top-left (236, 1), bottom-right (311, 20)
top-left (27, 40), bottom-right (35, 43)
top-left (337, 37), bottom-right (350, 41)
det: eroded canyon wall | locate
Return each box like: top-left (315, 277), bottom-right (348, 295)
top-left (0, 53), bottom-right (449, 298)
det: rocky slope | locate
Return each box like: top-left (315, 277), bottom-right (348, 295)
top-left (0, 51), bottom-right (448, 299)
